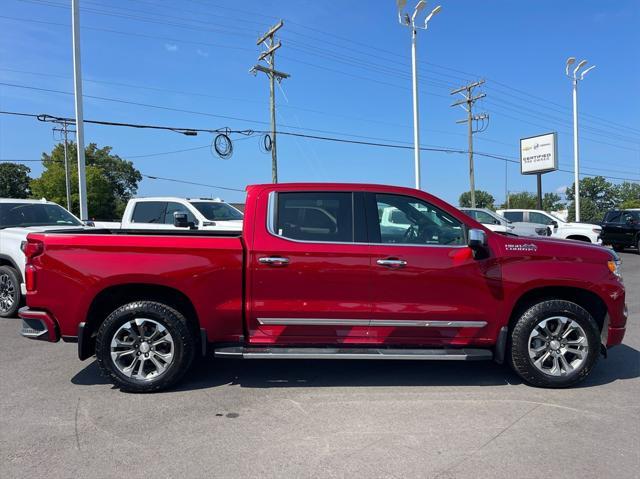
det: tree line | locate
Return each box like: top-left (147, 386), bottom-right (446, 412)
top-left (458, 178), bottom-right (639, 223)
top-left (0, 142), bottom-right (141, 220)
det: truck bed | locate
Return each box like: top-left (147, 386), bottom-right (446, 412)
top-left (25, 229), bottom-right (245, 343)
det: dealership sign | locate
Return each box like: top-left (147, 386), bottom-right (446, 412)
top-left (520, 132), bottom-right (558, 175)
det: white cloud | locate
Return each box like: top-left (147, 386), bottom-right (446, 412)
top-left (196, 49), bottom-right (209, 57)
top-left (164, 43), bottom-right (178, 52)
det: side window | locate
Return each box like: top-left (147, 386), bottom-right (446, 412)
top-left (604, 211), bottom-right (621, 223)
top-left (131, 202), bottom-right (166, 224)
top-left (375, 194), bottom-right (464, 246)
top-left (275, 192), bottom-right (353, 242)
top-left (529, 212), bottom-right (554, 225)
top-left (475, 211), bottom-right (497, 224)
top-left (164, 202), bottom-right (196, 225)
top-left (502, 211), bottom-right (523, 222)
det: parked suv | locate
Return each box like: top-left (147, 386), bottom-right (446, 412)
top-left (496, 209), bottom-right (601, 244)
top-left (601, 209), bottom-right (640, 253)
top-left (0, 199), bottom-right (83, 317)
top-left (459, 208), bottom-right (550, 237)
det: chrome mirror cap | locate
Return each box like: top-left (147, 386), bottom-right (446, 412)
top-left (468, 228), bottom-right (487, 248)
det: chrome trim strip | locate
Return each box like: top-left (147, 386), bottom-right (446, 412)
top-left (257, 318), bottom-right (487, 328)
top-left (258, 318), bottom-right (370, 326)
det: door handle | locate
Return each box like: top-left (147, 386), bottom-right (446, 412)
top-left (376, 258), bottom-right (407, 268)
top-left (258, 256), bottom-right (290, 266)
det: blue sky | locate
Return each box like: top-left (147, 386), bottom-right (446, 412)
top-left (1, 0), bottom-right (639, 207)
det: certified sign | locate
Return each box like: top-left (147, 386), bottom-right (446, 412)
top-left (520, 132), bottom-right (558, 175)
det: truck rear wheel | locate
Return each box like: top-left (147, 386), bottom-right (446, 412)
top-left (510, 300), bottom-right (600, 388)
top-left (95, 301), bottom-right (195, 393)
top-left (0, 265), bottom-right (21, 318)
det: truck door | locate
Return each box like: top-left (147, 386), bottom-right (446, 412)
top-left (365, 192), bottom-right (497, 344)
top-left (248, 189), bottom-right (371, 344)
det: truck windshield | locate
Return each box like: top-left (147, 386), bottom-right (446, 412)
top-left (0, 203), bottom-right (82, 229)
top-left (191, 202), bottom-right (243, 221)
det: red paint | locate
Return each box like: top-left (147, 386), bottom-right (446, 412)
top-left (20, 183), bottom-right (626, 354)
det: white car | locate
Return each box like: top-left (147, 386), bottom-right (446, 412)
top-left (496, 208), bottom-right (602, 244)
top-left (459, 208), bottom-right (551, 237)
top-left (0, 199), bottom-right (84, 317)
top-left (93, 197), bottom-right (243, 231)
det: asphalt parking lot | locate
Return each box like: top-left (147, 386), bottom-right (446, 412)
top-left (1, 252), bottom-right (638, 479)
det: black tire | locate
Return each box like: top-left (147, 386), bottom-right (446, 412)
top-left (0, 265), bottom-right (21, 318)
top-left (510, 299), bottom-right (600, 388)
top-left (636, 237), bottom-right (640, 255)
top-left (96, 301), bottom-right (196, 393)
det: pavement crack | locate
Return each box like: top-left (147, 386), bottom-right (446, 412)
top-left (74, 397), bottom-right (81, 451)
top-left (434, 403), bottom-right (541, 478)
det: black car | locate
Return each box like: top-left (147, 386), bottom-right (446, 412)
top-left (601, 209), bottom-right (640, 253)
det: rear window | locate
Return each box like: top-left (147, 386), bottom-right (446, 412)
top-left (275, 192), bottom-right (353, 242)
top-left (502, 211), bottom-right (523, 222)
top-left (0, 203), bottom-right (81, 229)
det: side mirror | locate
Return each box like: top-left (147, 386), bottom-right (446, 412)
top-left (83, 220), bottom-right (95, 227)
top-left (468, 228), bottom-right (489, 258)
top-left (551, 220), bottom-right (558, 228)
top-left (173, 212), bottom-right (196, 229)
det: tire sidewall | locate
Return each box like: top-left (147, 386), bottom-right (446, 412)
top-left (96, 301), bottom-right (195, 392)
top-left (511, 300), bottom-right (600, 388)
top-left (0, 265), bottom-right (21, 318)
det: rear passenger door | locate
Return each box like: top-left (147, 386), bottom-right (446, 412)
top-left (248, 190), bottom-right (371, 344)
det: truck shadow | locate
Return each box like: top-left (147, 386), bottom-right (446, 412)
top-left (71, 343), bottom-right (639, 391)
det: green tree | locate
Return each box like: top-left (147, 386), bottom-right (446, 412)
top-left (567, 197), bottom-right (601, 223)
top-left (542, 192), bottom-right (563, 211)
top-left (0, 163), bottom-right (31, 198)
top-left (502, 191), bottom-right (537, 209)
top-left (565, 176), bottom-right (618, 222)
top-left (616, 182), bottom-right (640, 209)
top-left (458, 190), bottom-right (495, 209)
top-left (30, 143), bottom-right (141, 219)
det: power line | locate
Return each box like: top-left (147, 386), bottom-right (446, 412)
top-left (1, 110), bottom-right (638, 183)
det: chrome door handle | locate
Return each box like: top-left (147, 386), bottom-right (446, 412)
top-left (376, 258), bottom-right (407, 268)
top-left (258, 256), bottom-right (290, 266)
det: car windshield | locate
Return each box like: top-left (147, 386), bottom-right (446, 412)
top-left (0, 203), bottom-right (82, 229)
top-left (191, 202), bottom-right (243, 221)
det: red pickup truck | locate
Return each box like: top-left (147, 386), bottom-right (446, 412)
top-left (19, 183), bottom-right (627, 392)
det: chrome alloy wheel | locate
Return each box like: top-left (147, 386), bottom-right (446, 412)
top-left (528, 316), bottom-right (588, 376)
top-left (110, 318), bottom-right (175, 381)
top-left (0, 273), bottom-right (15, 314)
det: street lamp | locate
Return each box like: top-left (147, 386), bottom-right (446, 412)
top-left (396, 0), bottom-right (442, 190)
top-left (565, 56), bottom-right (596, 222)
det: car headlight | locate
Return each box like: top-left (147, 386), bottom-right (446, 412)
top-left (608, 251), bottom-right (623, 281)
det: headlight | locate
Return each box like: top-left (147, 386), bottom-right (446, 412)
top-left (608, 252), bottom-right (623, 281)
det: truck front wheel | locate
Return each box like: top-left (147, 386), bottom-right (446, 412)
top-left (510, 300), bottom-right (600, 388)
top-left (95, 301), bottom-right (195, 392)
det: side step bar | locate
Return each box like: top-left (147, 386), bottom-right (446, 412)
top-left (214, 346), bottom-right (492, 361)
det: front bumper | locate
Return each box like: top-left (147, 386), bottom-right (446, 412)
top-left (19, 307), bottom-right (59, 342)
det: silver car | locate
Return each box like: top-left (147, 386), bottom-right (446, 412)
top-left (460, 208), bottom-right (550, 237)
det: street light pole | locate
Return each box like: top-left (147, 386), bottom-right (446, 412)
top-left (397, 1), bottom-right (442, 190)
top-left (410, 26), bottom-right (421, 190)
top-left (566, 57), bottom-right (595, 223)
top-left (71, 0), bottom-right (88, 221)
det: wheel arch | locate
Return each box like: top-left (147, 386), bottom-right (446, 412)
top-left (566, 235), bottom-right (592, 243)
top-left (0, 254), bottom-right (23, 282)
top-left (80, 283), bottom-right (200, 360)
top-left (508, 286), bottom-right (607, 334)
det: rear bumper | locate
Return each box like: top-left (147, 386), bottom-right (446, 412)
top-left (18, 307), bottom-right (60, 342)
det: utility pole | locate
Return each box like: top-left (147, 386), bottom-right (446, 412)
top-left (71, 0), bottom-right (88, 220)
top-left (250, 20), bottom-right (289, 183)
top-left (396, 1), bottom-right (443, 190)
top-left (450, 80), bottom-right (488, 208)
top-left (52, 119), bottom-right (75, 212)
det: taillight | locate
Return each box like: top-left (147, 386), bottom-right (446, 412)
top-left (23, 239), bottom-right (44, 261)
top-left (25, 265), bottom-right (37, 292)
